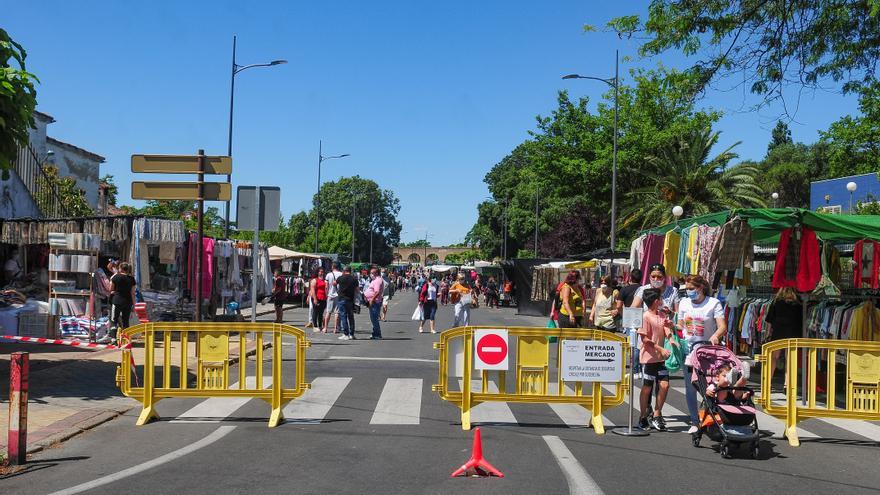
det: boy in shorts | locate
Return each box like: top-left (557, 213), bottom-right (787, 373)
top-left (638, 289), bottom-right (677, 431)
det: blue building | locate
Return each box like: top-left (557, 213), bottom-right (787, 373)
top-left (810, 173), bottom-right (880, 213)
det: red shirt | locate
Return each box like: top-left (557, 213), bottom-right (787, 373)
top-left (314, 278), bottom-right (327, 301)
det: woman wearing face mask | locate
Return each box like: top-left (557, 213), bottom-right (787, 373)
top-left (676, 274), bottom-right (727, 435)
top-left (630, 264), bottom-right (681, 316)
top-left (590, 275), bottom-right (622, 331)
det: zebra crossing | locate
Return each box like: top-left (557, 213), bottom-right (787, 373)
top-left (163, 375), bottom-right (880, 443)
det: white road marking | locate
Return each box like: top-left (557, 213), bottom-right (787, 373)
top-left (370, 378), bottom-right (423, 424)
top-left (327, 355), bottom-right (438, 364)
top-left (171, 377), bottom-right (271, 423)
top-left (547, 383), bottom-right (615, 428)
top-left (543, 435), bottom-right (605, 495)
top-left (458, 379), bottom-right (518, 425)
top-left (282, 376), bottom-right (352, 424)
top-left (49, 426), bottom-right (236, 495)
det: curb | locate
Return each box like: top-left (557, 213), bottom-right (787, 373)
top-left (23, 407), bottom-right (133, 455)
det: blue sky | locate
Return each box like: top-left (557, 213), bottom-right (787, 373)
top-left (6, 1), bottom-right (859, 245)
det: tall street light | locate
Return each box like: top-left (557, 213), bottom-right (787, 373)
top-left (315, 140), bottom-right (350, 252)
top-left (563, 49), bottom-right (619, 256)
top-left (534, 189), bottom-right (539, 258)
top-left (847, 181), bottom-right (858, 212)
top-left (225, 35), bottom-right (287, 238)
top-left (771, 192), bottom-right (779, 208)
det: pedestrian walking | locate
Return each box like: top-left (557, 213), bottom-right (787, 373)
top-left (381, 268), bottom-right (392, 321)
top-left (765, 287), bottom-right (802, 387)
top-left (439, 277), bottom-right (449, 305)
top-left (335, 266), bottom-right (359, 340)
top-left (418, 276), bottom-right (438, 333)
top-left (324, 262), bottom-right (342, 333)
top-left (485, 276), bottom-right (499, 309)
top-left (364, 267), bottom-right (385, 339)
top-left (309, 267), bottom-right (328, 332)
top-left (676, 274), bottom-right (726, 434)
top-left (638, 289), bottom-right (676, 431)
top-left (589, 275), bottom-right (622, 331)
top-left (558, 270), bottom-right (586, 328)
top-left (450, 273), bottom-right (472, 327)
top-left (272, 268), bottom-right (288, 323)
top-left (109, 262), bottom-right (136, 344)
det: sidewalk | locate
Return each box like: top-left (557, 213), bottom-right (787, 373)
top-left (0, 303), bottom-right (301, 457)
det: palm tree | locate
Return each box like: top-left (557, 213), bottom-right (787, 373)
top-left (620, 128), bottom-right (766, 232)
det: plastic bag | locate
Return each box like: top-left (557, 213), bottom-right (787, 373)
top-left (665, 334), bottom-right (686, 373)
top-left (411, 304), bottom-right (423, 321)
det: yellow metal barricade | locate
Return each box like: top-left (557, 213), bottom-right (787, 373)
top-left (116, 322), bottom-right (311, 427)
top-left (433, 326), bottom-right (629, 433)
top-left (758, 338), bottom-right (880, 446)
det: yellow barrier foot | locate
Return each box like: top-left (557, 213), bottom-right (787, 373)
top-left (784, 425), bottom-right (800, 447)
top-left (268, 408), bottom-right (284, 428)
top-left (136, 406), bottom-right (159, 426)
top-left (461, 410), bottom-right (471, 431)
top-left (590, 414), bottom-right (605, 435)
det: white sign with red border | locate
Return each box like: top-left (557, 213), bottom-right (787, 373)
top-left (473, 329), bottom-right (509, 371)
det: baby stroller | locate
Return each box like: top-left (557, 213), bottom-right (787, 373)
top-left (690, 345), bottom-right (761, 459)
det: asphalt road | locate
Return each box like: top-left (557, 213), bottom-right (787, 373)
top-left (4, 291), bottom-right (879, 495)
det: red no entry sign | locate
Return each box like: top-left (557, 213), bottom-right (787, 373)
top-left (474, 329), bottom-right (509, 370)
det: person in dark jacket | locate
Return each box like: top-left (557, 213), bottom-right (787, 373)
top-left (765, 287), bottom-right (803, 386)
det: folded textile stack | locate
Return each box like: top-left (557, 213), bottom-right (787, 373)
top-left (48, 232), bottom-right (102, 250)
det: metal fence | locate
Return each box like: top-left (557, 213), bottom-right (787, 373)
top-left (12, 144), bottom-right (68, 218)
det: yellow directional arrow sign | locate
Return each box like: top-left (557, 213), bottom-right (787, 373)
top-left (131, 181), bottom-right (232, 201)
top-left (131, 154), bottom-right (232, 174)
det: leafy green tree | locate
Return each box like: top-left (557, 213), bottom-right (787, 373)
top-left (99, 174), bottom-right (118, 206)
top-left (821, 82), bottom-right (880, 177)
top-left (299, 218), bottom-right (351, 255)
top-left (401, 239), bottom-right (430, 248)
top-left (768, 121), bottom-right (793, 154)
top-left (311, 176), bottom-right (402, 264)
top-left (0, 28), bottom-right (39, 179)
top-left (36, 166), bottom-right (92, 216)
top-left (606, 1), bottom-right (880, 107)
top-left (621, 129), bottom-right (766, 231)
top-left (855, 193), bottom-right (880, 215)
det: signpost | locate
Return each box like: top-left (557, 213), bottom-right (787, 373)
top-left (621, 306), bottom-right (644, 330)
top-left (615, 306), bottom-right (650, 437)
top-left (130, 150), bottom-right (232, 321)
top-left (560, 340), bottom-right (623, 382)
top-left (237, 186), bottom-right (281, 323)
top-left (473, 329), bottom-right (509, 371)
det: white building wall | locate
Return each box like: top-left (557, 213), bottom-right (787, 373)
top-left (45, 142), bottom-right (101, 208)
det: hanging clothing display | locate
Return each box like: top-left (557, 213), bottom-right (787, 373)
top-left (771, 226), bottom-right (821, 292)
top-left (708, 217), bottom-right (753, 275)
top-left (662, 230), bottom-right (681, 278)
top-left (629, 235), bottom-right (645, 272)
top-left (854, 240), bottom-right (880, 289)
top-left (807, 300), bottom-right (880, 342)
top-left (696, 225), bottom-right (721, 281)
top-left (676, 226), bottom-right (692, 275)
top-left (639, 233), bottom-right (665, 284)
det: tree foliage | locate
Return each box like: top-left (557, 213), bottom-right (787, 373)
top-left (821, 82), bottom-right (880, 177)
top-left (768, 121), bottom-right (793, 154)
top-left (37, 166), bottom-right (92, 216)
top-left (621, 129), bottom-right (765, 231)
top-left (0, 28), bottom-right (39, 179)
top-left (606, 1), bottom-right (880, 109)
top-left (99, 174), bottom-right (118, 206)
top-left (312, 176), bottom-right (402, 264)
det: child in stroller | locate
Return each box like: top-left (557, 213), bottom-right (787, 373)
top-left (691, 345), bottom-right (761, 459)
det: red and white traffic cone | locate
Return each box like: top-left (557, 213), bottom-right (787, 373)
top-left (450, 427), bottom-right (504, 478)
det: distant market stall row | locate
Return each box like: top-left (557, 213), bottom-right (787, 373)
top-left (0, 215), bottom-right (334, 339)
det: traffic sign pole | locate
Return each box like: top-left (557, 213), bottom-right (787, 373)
top-left (613, 327), bottom-right (649, 437)
top-left (195, 149), bottom-right (205, 322)
top-left (251, 187), bottom-right (260, 324)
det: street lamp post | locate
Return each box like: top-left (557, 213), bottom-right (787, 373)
top-left (368, 201), bottom-right (374, 266)
top-left (224, 35), bottom-right (287, 238)
top-left (847, 181), bottom-right (858, 212)
top-left (314, 141), bottom-right (350, 252)
top-left (563, 49), bottom-right (619, 255)
top-left (534, 189), bottom-right (539, 258)
top-left (771, 192), bottom-right (779, 208)
top-left (351, 196), bottom-right (357, 262)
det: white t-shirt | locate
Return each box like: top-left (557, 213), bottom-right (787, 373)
top-left (325, 270), bottom-right (342, 298)
top-left (427, 283), bottom-right (437, 301)
top-left (677, 296), bottom-right (725, 346)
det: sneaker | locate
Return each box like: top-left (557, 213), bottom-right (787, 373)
top-left (312, 327), bottom-right (321, 333)
top-left (687, 425), bottom-right (699, 435)
top-left (430, 329), bottom-right (437, 334)
top-left (338, 335), bottom-right (348, 340)
top-left (637, 417), bottom-right (650, 430)
top-left (349, 335), bottom-right (356, 340)
top-left (650, 415), bottom-right (667, 432)
top-left (418, 328), bottom-right (424, 333)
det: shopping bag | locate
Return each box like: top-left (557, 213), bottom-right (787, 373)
top-left (411, 304), bottom-right (423, 321)
top-left (665, 334), bottom-right (686, 373)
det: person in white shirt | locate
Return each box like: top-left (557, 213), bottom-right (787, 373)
top-left (677, 274), bottom-right (727, 434)
top-left (324, 262), bottom-right (343, 333)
